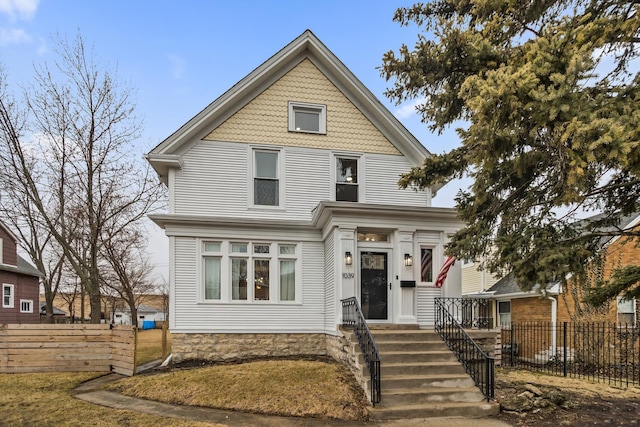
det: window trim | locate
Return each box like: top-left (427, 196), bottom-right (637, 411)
top-left (19, 299), bottom-right (33, 313)
top-left (332, 153), bottom-right (363, 203)
top-left (3, 283), bottom-right (14, 308)
top-left (199, 240), bottom-right (300, 304)
top-left (417, 245), bottom-right (436, 286)
top-left (498, 300), bottom-right (512, 327)
top-left (288, 101), bottom-right (326, 134)
top-left (250, 147), bottom-right (284, 209)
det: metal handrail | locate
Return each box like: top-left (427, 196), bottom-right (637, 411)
top-left (435, 297), bottom-right (495, 401)
top-left (341, 297), bottom-right (381, 405)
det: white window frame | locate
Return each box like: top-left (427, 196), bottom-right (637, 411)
top-left (250, 147), bottom-right (284, 208)
top-left (3, 283), bottom-right (14, 308)
top-left (332, 153), bottom-right (363, 203)
top-left (19, 299), bottom-right (33, 313)
top-left (199, 240), bottom-right (299, 304)
top-left (498, 300), bottom-right (511, 327)
top-left (617, 297), bottom-right (636, 326)
top-left (202, 241), bottom-right (223, 301)
top-left (418, 245), bottom-right (436, 286)
top-left (288, 101), bottom-right (326, 134)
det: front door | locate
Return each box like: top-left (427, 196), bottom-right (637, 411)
top-left (360, 251), bottom-right (390, 321)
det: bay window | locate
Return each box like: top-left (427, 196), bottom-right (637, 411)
top-left (201, 241), bottom-right (298, 303)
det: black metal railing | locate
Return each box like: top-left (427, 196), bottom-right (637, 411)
top-left (341, 297), bottom-right (381, 405)
top-left (435, 296), bottom-right (493, 330)
top-left (435, 297), bottom-right (495, 401)
top-left (502, 322), bottom-right (640, 387)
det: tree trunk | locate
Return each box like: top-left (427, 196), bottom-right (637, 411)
top-left (90, 292), bottom-right (102, 324)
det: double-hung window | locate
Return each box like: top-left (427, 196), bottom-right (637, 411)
top-left (203, 242), bottom-right (222, 300)
top-left (288, 102), bottom-right (326, 134)
top-left (253, 244), bottom-right (271, 301)
top-left (254, 150), bottom-right (279, 206)
top-left (498, 301), bottom-right (511, 327)
top-left (279, 244), bottom-right (296, 302)
top-left (231, 243), bottom-right (249, 300)
top-left (336, 157), bottom-right (358, 202)
top-left (2, 284), bottom-right (14, 308)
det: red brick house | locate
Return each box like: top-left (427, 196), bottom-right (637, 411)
top-left (0, 221), bottom-right (42, 324)
top-left (487, 212), bottom-right (640, 327)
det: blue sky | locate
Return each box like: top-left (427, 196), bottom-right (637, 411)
top-left (0, 0), bottom-right (466, 281)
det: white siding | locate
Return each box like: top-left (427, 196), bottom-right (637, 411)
top-left (365, 154), bottom-right (430, 207)
top-left (416, 287), bottom-right (443, 328)
top-left (172, 236), bottom-right (326, 333)
top-left (174, 141), bottom-right (429, 220)
top-left (324, 230), bottom-right (335, 332)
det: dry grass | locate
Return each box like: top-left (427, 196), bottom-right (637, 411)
top-left (107, 358), bottom-right (369, 421)
top-left (136, 328), bottom-right (172, 366)
top-left (0, 372), bottom-right (220, 426)
top-left (497, 368), bottom-right (640, 399)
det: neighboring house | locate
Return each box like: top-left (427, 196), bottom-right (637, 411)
top-left (146, 30), bottom-right (464, 362)
top-left (487, 212), bottom-right (640, 327)
top-left (461, 256), bottom-right (500, 295)
top-left (38, 301), bottom-right (67, 323)
top-left (0, 221), bottom-right (42, 324)
top-left (44, 292), bottom-right (168, 324)
top-left (113, 303), bottom-right (166, 326)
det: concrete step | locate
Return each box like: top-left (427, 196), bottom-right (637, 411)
top-left (368, 401), bottom-right (500, 420)
top-left (382, 373), bottom-right (476, 390)
top-left (379, 350), bottom-right (457, 364)
top-left (383, 361), bottom-right (466, 376)
top-left (377, 340), bottom-right (448, 352)
top-left (370, 330), bottom-right (442, 341)
top-left (382, 386), bottom-right (486, 405)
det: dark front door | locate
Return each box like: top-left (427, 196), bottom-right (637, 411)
top-left (360, 251), bottom-right (389, 321)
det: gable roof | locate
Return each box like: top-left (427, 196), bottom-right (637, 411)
top-left (487, 273), bottom-right (561, 297)
top-left (147, 30), bottom-right (439, 191)
top-left (0, 219), bottom-right (19, 243)
top-left (0, 254), bottom-right (44, 278)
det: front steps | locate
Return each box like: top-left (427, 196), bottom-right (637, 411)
top-left (351, 327), bottom-right (499, 420)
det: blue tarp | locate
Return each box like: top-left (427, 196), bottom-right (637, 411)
top-left (141, 320), bottom-right (155, 330)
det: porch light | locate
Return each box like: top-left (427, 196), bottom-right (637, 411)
top-left (404, 253), bottom-right (413, 267)
top-left (345, 251), bottom-right (353, 266)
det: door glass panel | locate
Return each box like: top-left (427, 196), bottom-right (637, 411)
top-left (360, 252), bottom-right (388, 320)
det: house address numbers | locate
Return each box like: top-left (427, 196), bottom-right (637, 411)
top-left (342, 273), bottom-right (354, 279)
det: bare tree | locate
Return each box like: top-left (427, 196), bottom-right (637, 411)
top-left (0, 34), bottom-right (164, 323)
top-left (100, 227), bottom-right (157, 328)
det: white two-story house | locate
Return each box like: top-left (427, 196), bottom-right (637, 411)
top-left (147, 30), bottom-right (463, 362)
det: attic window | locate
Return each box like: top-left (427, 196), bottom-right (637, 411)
top-left (288, 102), bottom-right (326, 134)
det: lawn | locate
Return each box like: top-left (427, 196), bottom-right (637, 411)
top-left (107, 358), bottom-right (370, 421)
top-left (0, 371), bottom-right (219, 427)
top-left (136, 327), bottom-right (172, 366)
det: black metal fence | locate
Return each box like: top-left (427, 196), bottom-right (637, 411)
top-left (502, 322), bottom-right (640, 387)
top-left (341, 297), bottom-right (381, 405)
top-left (435, 297), bottom-right (493, 330)
top-left (435, 298), bottom-right (495, 400)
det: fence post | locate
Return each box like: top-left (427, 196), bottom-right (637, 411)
top-left (563, 322), bottom-right (567, 377)
top-left (510, 326), bottom-right (515, 367)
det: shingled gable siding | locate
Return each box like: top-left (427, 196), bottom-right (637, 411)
top-left (204, 59), bottom-right (400, 155)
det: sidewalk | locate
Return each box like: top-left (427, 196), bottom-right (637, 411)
top-left (74, 371), bottom-right (511, 427)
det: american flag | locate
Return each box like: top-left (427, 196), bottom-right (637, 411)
top-left (434, 256), bottom-right (456, 288)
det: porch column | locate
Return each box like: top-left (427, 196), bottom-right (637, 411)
top-left (397, 229), bottom-right (417, 324)
top-left (339, 227), bottom-right (356, 301)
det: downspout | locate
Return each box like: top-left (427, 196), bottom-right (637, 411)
top-left (548, 296), bottom-right (557, 355)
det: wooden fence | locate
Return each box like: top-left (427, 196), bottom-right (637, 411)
top-left (0, 324), bottom-right (136, 376)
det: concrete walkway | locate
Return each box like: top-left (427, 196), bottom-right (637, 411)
top-left (74, 371), bottom-right (511, 427)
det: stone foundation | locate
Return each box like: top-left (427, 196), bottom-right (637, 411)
top-left (171, 332), bottom-right (329, 363)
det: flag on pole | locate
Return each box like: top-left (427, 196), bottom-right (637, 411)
top-left (434, 256), bottom-right (456, 288)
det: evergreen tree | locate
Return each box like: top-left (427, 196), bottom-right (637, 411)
top-left (381, 1), bottom-right (640, 302)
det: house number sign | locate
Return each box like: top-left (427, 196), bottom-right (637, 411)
top-left (342, 273), bottom-right (354, 279)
